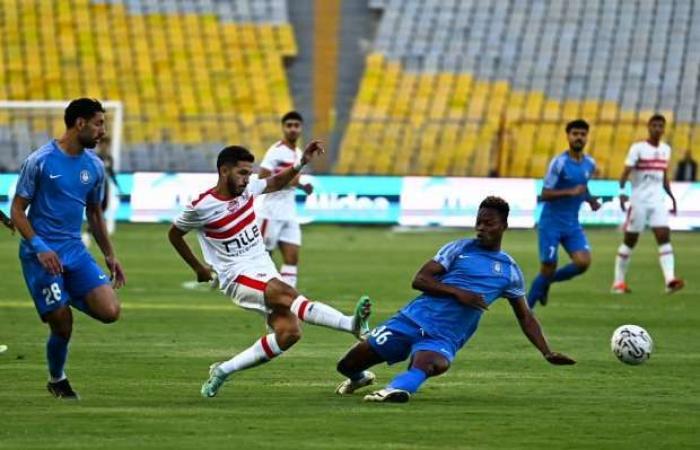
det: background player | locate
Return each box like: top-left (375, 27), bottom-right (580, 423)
top-left (256, 111), bottom-right (313, 288)
top-left (612, 114), bottom-right (684, 294)
top-left (527, 120), bottom-right (600, 308)
top-left (10, 98), bottom-right (126, 399)
top-left (168, 143), bottom-right (370, 398)
top-left (335, 196), bottom-right (575, 403)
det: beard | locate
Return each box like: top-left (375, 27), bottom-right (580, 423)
top-left (78, 135), bottom-right (98, 149)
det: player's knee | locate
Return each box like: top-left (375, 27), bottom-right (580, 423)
top-left (541, 264), bottom-right (556, 278)
top-left (98, 302), bottom-right (121, 324)
top-left (426, 359), bottom-right (450, 377)
top-left (265, 280), bottom-right (298, 308)
top-left (276, 325), bottom-right (302, 350)
top-left (574, 258), bottom-right (591, 273)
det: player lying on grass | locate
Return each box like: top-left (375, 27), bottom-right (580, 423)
top-left (335, 196), bottom-right (575, 403)
top-left (168, 142), bottom-right (371, 398)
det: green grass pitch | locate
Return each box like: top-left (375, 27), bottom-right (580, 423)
top-left (1, 224), bottom-right (698, 449)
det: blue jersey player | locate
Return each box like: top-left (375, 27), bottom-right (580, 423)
top-left (10, 98), bottom-right (126, 399)
top-left (527, 120), bottom-right (601, 308)
top-left (335, 197), bottom-right (575, 403)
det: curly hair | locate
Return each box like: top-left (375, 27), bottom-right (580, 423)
top-left (479, 196), bottom-right (509, 222)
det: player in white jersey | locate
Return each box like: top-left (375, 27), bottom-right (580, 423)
top-left (256, 111), bottom-right (313, 288)
top-left (168, 143), bottom-right (371, 398)
top-left (612, 114), bottom-right (684, 294)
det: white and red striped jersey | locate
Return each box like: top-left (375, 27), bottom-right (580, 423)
top-left (624, 140), bottom-right (671, 205)
top-left (173, 178), bottom-right (271, 285)
top-left (257, 141), bottom-right (302, 220)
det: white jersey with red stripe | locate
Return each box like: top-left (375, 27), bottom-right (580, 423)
top-left (173, 178), bottom-right (277, 289)
top-left (257, 141), bottom-right (302, 220)
top-left (624, 140), bottom-right (671, 205)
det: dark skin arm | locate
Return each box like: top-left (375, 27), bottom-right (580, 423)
top-left (585, 187), bottom-right (601, 211)
top-left (0, 210), bottom-right (14, 233)
top-left (509, 297), bottom-right (576, 365)
top-left (262, 140), bottom-right (324, 194)
top-left (10, 195), bottom-right (62, 275)
top-left (662, 170), bottom-right (677, 214)
top-left (258, 167), bottom-right (313, 195)
top-left (618, 166), bottom-right (633, 211)
top-left (412, 260), bottom-right (489, 311)
top-left (86, 202), bottom-right (126, 288)
top-left (540, 184), bottom-right (587, 201)
top-left (168, 225), bottom-right (213, 282)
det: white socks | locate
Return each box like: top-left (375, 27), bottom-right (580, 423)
top-left (280, 264), bottom-right (297, 288)
top-left (218, 333), bottom-right (283, 375)
top-left (290, 295), bottom-right (353, 332)
top-left (658, 243), bottom-right (675, 284)
top-left (614, 243), bottom-right (676, 285)
top-left (614, 244), bottom-right (633, 284)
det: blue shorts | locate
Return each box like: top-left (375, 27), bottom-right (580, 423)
top-left (538, 225), bottom-right (590, 264)
top-left (19, 239), bottom-right (110, 320)
top-left (367, 314), bottom-right (458, 365)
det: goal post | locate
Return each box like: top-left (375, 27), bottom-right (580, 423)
top-left (0, 100), bottom-right (124, 234)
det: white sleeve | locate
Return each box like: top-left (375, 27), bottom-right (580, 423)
top-left (432, 240), bottom-right (465, 271)
top-left (246, 177), bottom-right (268, 197)
top-left (173, 204), bottom-right (206, 232)
top-left (624, 144), bottom-right (639, 167)
top-left (259, 148), bottom-right (277, 171)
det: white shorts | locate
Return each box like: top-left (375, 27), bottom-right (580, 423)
top-left (222, 263), bottom-right (280, 315)
top-left (259, 218), bottom-right (301, 251)
top-left (623, 202), bottom-right (669, 232)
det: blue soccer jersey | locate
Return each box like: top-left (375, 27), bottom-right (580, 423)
top-left (15, 140), bottom-right (105, 242)
top-left (398, 239), bottom-right (526, 348)
top-left (539, 151), bottom-right (596, 228)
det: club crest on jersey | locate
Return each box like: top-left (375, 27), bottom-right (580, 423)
top-left (227, 200), bottom-right (241, 212)
top-left (493, 262), bottom-right (502, 273)
top-left (79, 170), bottom-right (91, 184)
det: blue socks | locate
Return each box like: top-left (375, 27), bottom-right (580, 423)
top-left (527, 274), bottom-right (551, 308)
top-left (552, 263), bottom-right (583, 282)
top-left (46, 334), bottom-right (69, 381)
top-left (388, 367), bottom-right (427, 394)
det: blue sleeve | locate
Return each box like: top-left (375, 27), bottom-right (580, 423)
top-left (542, 157), bottom-right (563, 189)
top-left (503, 262), bottom-right (526, 300)
top-left (15, 153), bottom-right (42, 200)
top-left (87, 160), bottom-right (105, 205)
top-left (432, 240), bottom-right (465, 271)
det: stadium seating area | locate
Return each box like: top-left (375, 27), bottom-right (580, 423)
top-left (0, 0), bottom-right (296, 171)
top-left (338, 0), bottom-right (700, 178)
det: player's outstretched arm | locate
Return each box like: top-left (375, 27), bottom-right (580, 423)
top-left (10, 195), bottom-right (63, 275)
top-left (509, 297), bottom-right (576, 365)
top-left (167, 225), bottom-right (213, 282)
top-left (263, 140), bottom-right (324, 194)
top-left (87, 202), bottom-right (126, 289)
top-left (412, 260), bottom-right (489, 311)
top-left (0, 210), bottom-right (14, 233)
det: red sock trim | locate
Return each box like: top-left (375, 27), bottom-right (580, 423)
top-left (260, 335), bottom-right (276, 359)
top-left (298, 300), bottom-right (310, 320)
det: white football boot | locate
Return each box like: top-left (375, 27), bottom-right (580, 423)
top-left (335, 371), bottom-right (376, 395)
top-left (363, 387), bottom-right (410, 403)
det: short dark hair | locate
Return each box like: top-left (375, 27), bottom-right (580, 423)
top-left (216, 145), bottom-right (255, 171)
top-left (281, 111), bottom-right (303, 124)
top-left (64, 98), bottom-right (105, 128)
top-left (648, 114), bottom-right (666, 124)
top-left (565, 119), bottom-right (589, 133)
top-left (479, 196), bottom-right (510, 223)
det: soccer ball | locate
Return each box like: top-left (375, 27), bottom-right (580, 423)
top-left (611, 325), bottom-right (653, 365)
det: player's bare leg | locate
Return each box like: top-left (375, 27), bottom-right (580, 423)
top-left (84, 285), bottom-right (121, 323)
top-left (365, 351), bottom-right (450, 403)
top-left (278, 241), bottom-right (299, 288)
top-left (44, 306), bottom-right (79, 399)
top-left (264, 278), bottom-right (371, 338)
top-left (613, 232), bottom-right (639, 293)
top-left (202, 309), bottom-right (298, 397)
top-left (335, 341), bottom-right (384, 394)
top-left (651, 227), bottom-right (684, 293)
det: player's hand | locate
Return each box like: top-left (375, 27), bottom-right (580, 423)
top-left (37, 251), bottom-right (63, 276)
top-left (0, 216), bottom-right (14, 234)
top-left (105, 255), bottom-right (127, 289)
top-left (454, 289), bottom-right (489, 312)
top-left (670, 199), bottom-right (678, 215)
top-left (301, 140), bottom-right (325, 166)
top-left (570, 185), bottom-right (587, 196)
top-left (544, 351), bottom-right (576, 365)
top-left (195, 265), bottom-right (214, 283)
top-left (619, 194), bottom-right (629, 212)
top-left (300, 183), bottom-right (314, 195)
top-left (588, 198), bottom-right (602, 211)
